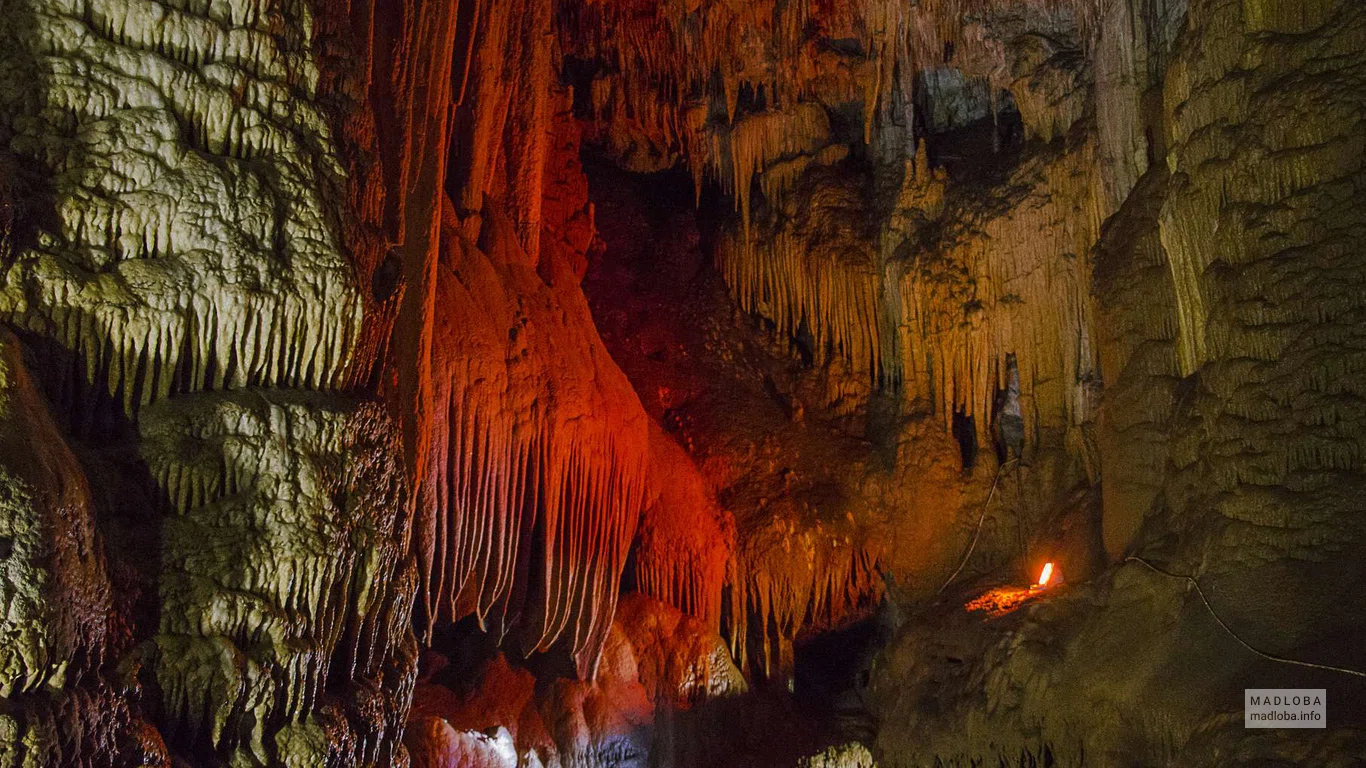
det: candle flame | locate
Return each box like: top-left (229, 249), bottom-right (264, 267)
top-left (1037, 562), bottom-right (1055, 588)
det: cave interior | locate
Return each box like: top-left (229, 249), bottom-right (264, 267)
top-left (1, 0), bottom-right (1365, 766)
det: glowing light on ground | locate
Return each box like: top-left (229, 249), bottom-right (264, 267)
top-left (1036, 562), bottom-right (1055, 588)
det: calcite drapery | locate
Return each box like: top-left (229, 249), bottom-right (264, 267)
top-left (630, 423), bottom-right (734, 632)
top-left (416, 201), bottom-right (649, 678)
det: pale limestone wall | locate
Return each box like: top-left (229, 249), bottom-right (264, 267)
top-left (137, 390), bottom-right (416, 765)
top-left (0, 0), bottom-right (363, 420)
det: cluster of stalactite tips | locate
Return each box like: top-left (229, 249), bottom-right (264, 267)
top-left (2, 0), bottom-right (1365, 766)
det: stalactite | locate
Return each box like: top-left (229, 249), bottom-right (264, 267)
top-left (416, 201), bottom-right (650, 678)
top-left (714, 121), bottom-right (1102, 453)
top-left (719, 229), bottom-right (887, 381)
top-left (0, 0), bottom-right (367, 427)
top-left (630, 423), bottom-right (734, 632)
top-left (561, 0), bottom-right (1109, 460)
top-left (695, 103), bottom-right (835, 240)
top-left (560, 0), bottom-right (913, 190)
top-left (712, 151), bottom-right (890, 384)
top-left (560, 0), bottom-right (1104, 189)
top-left (898, 137), bottom-right (1103, 445)
top-left (725, 525), bottom-right (882, 681)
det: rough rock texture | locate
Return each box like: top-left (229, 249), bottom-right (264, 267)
top-left (3, 0), bottom-right (1364, 764)
top-left (405, 595), bottom-right (745, 768)
top-left (131, 391), bottom-right (417, 765)
top-left (871, 0), bottom-right (1366, 765)
top-left (0, 0), bottom-right (366, 425)
top-left (0, 0), bottom-right (448, 761)
top-left (1093, 169), bottom-right (1179, 558)
top-left (0, 329), bottom-right (135, 767)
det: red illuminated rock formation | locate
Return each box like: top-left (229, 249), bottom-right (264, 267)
top-left (406, 594), bottom-right (743, 768)
top-left (631, 423), bottom-right (734, 632)
top-left (540, 101), bottom-right (599, 282)
top-left (584, 168), bottom-right (976, 684)
top-left (415, 199), bottom-right (650, 677)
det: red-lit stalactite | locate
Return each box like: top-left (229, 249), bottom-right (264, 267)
top-left (538, 97), bottom-right (598, 282)
top-left (312, 0), bottom-right (463, 515)
top-left (448, 0), bottom-right (559, 261)
top-left (416, 199), bottom-right (650, 677)
top-left (631, 423), bottom-right (735, 633)
top-left (318, 0), bottom-right (724, 678)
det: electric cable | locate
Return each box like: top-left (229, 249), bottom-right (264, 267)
top-left (938, 458), bottom-right (1018, 595)
top-left (1125, 556), bottom-right (1366, 680)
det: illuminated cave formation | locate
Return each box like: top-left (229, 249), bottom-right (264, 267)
top-left (1, 0), bottom-right (1364, 766)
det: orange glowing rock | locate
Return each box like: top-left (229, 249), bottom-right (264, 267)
top-left (964, 587), bottom-right (1033, 617)
top-left (966, 563), bottom-right (1059, 617)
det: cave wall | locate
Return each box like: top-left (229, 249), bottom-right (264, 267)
top-left (871, 0), bottom-right (1366, 764)
top-left (0, 0), bottom-right (433, 761)
top-left (1, 0), bottom-right (1362, 765)
top-left (0, 0), bottom-right (735, 763)
top-left (0, 329), bottom-right (126, 766)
